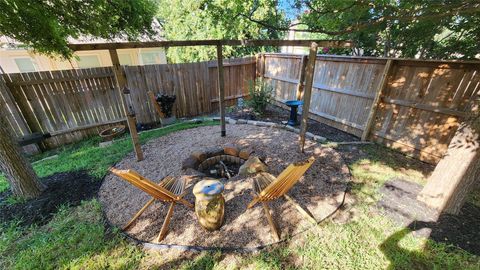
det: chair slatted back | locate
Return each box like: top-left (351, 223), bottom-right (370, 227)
top-left (259, 157), bottom-right (315, 200)
top-left (110, 168), bottom-right (177, 202)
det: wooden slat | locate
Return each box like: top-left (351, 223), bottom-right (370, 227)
top-left (50, 118), bottom-right (126, 136)
top-left (262, 202), bottom-right (280, 241)
top-left (12, 72), bottom-right (113, 85)
top-left (361, 59), bottom-right (394, 141)
top-left (382, 97), bottom-right (470, 117)
top-left (207, 60), bottom-right (256, 68)
top-left (210, 93), bottom-right (249, 103)
top-left (123, 198), bottom-right (155, 230)
top-left (156, 202), bottom-right (175, 243)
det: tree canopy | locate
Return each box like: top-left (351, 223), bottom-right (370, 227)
top-left (1, 0), bottom-right (478, 61)
top-left (0, 0), bottom-right (158, 58)
top-left (157, 0), bottom-right (288, 63)
top-left (239, 0), bottom-right (480, 59)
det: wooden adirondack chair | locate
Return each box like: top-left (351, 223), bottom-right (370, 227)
top-left (109, 168), bottom-right (193, 243)
top-left (247, 156), bottom-right (316, 240)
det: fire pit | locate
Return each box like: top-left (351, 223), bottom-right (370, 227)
top-left (181, 144), bottom-right (257, 180)
top-left (198, 155), bottom-right (244, 179)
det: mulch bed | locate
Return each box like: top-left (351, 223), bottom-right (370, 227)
top-left (227, 105), bottom-right (358, 142)
top-left (0, 171), bottom-right (101, 226)
top-left (378, 178), bottom-right (480, 255)
top-left (99, 125), bottom-right (349, 248)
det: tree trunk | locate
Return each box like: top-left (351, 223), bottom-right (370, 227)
top-left (417, 115), bottom-right (480, 214)
top-left (0, 114), bottom-right (45, 198)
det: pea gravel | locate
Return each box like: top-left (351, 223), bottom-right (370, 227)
top-left (99, 124), bottom-right (349, 248)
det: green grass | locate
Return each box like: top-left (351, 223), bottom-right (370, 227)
top-left (0, 120), bottom-right (218, 193)
top-left (293, 213), bottom-right (479, 269)
top-left (0, 200), bottom-right (145, 270)
top-left (1, 125), bottom-right (479, 269)
top-left (0, 173), bottom-right (8, 193)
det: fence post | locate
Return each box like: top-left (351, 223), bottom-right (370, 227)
top-left (108, 49), bottom-right (144, 161)
top-left (256, 53), bottom-right (266, 80)
top-left (295, 55), bottom-right (308, 100)
top-left (299, 43), bottom-right (318, 152)
top-left (216, 44), bottom-right (226, 137)
top-left (361, 59), bottom-right (394, 141)
top-left (255, 54), bottom-right (261, 78)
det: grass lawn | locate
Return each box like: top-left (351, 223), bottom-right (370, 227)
top-left (1, 120), bottom-right (479, 269)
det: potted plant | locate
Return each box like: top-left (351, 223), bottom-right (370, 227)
top-left (155, 94), bottom-right (177, 125)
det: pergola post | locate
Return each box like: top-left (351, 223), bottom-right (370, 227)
top-left (108, 49), bottom-right (144, 161)
top-left (295, 55), bottom-right (308, 100)
top-left (299, 42), bottom-right (318, 152)
top-left (216, 44), bottom-right (226, 137)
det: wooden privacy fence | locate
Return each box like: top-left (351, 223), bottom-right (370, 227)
top-left (262, 53), bottom-right (480, 164)
top-left (124, 57), bottom-right (255, 124)
top-left (0, 57), bottom-right (255, 151)
top-left (0, 67), bottom-right (124, 150)
top-left (2, 50), bottom-right (478, 163)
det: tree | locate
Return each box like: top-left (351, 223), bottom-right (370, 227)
top-left (0, 107), bottom-right (46, 198)
top-left (0, 0), bottom-right (158, 198)
top-left (0, 0), bottom-right (158, 58)
top-left (240, 0), bottom-right (480, 59)
top-left (418, 111), bottom-right (480, 214)
top-left (157, 0), bottom-right (288, 63)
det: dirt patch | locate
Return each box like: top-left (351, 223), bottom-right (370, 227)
top-left (378, 178), bottom-right (480, 255)
top-left (99, 125), bottom-right (349, 248)
top-left (227, 105), bottom-right (358, 142)
top-left (0, 171), bottom-right (101, 226)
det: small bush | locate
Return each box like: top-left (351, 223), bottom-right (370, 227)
top-left (246, 79), bottom-right (273, 116)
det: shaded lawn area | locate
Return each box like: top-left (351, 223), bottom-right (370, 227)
top-left (1, 120), bottom-right (479, 269)
top-left (0, 120), bottom-right (218, 193)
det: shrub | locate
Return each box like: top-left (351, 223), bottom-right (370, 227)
top-left (246, 79), bottom-right (273, 115)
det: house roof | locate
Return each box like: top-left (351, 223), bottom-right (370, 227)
top-left (0, 19), bottom-right (164, 49)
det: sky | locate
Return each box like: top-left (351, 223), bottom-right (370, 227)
top-left (278, 0), bottom-right (304, 20)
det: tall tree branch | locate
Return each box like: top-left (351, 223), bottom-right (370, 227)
top-left (239, 2), bottom-right (480, 35)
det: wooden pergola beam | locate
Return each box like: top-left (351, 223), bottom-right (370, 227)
top-left (68, 40), bottom-right (353, 51)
